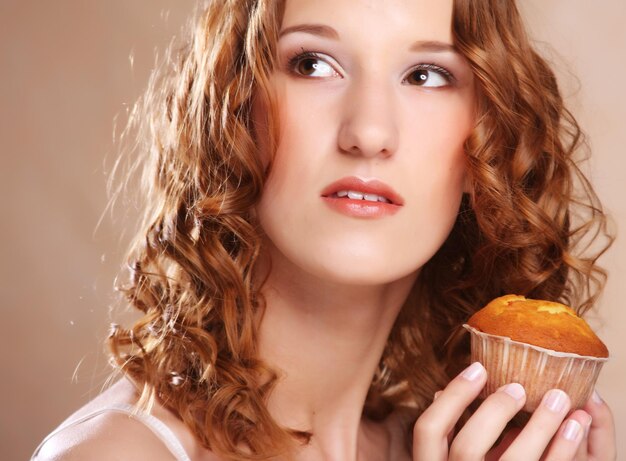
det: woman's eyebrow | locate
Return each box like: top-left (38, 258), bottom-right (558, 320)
top-left (279, 25), bottom-right (458, 55)
top-left (409, 40), bottom-right (458, 53)
top-left (279, 24), bottom-right (340, 40)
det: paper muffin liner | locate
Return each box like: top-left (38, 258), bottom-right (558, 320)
top-left (463, 324), bottom-right (608, 412)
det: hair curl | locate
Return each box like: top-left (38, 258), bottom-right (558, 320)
top-left (108, 0), bottom-right (613, 459)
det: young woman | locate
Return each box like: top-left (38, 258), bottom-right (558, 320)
top-left (33, 0), bottom-right (616, 460)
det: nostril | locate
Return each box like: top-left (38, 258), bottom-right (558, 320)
top-left (337, 144), bottom-right (362, 156)
top-left (340, 145), bottom-right (392, 158)
top-left (379, 148), bottom-right (392, 158)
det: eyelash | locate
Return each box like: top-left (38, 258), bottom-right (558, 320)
top-left (406, 63), bottom-right (455, 85)
top-left (287, 50), bottom-right (328, 75)
top-left (286, 49), bottom-right (456, 85)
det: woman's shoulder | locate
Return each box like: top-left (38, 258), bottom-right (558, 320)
top-left (33, 411), bottom-right (178, 460)
top-left (33, 377), bottom-right (221, 461)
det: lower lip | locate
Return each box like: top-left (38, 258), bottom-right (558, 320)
top-left (322, 197), bottom-right (401, 218)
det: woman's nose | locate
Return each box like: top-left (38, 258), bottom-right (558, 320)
top-left (337, 81), bottom-right (399, 159)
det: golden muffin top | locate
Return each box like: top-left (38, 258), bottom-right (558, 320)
top-left (467, 294), bottom-right (609, 358)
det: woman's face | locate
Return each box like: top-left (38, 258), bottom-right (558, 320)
top-left (255, 0), bottom-right (475, 285)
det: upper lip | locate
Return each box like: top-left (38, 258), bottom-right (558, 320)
top-left (321, 176), bottom-right (404, 206)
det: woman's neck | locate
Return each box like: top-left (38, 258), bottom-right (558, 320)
top-left (256, 249), bottom-right (418, 461)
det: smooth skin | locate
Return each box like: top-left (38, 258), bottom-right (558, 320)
top-left (256, 0), bottom-right (616, 458)
top-left (35, 0), bottom-right (617, 459)
top-left (413, 362), bottom-right (616, 460)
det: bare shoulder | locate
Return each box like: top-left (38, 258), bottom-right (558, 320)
top-left (33, 410), bottom-right (178, 460)
top-left (33, 378), bottom-right (221, 461)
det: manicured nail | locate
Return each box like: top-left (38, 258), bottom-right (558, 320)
top-left (433, 390), bottom-right (442, 400)
top-left (543, 389), bottom-right (568, 413)
top-left (461, 362), bottom-right (485, 381)
top-left (563, 419), bottom-right (581, 441)
top-left (591, 389), bottom-right (603, 405)
top-left (499, 383), bottom-right (525, 400)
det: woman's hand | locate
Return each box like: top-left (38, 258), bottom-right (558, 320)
top-left (577, 390), bottom-right (617, 460)
top-left (412, 362), bottom-right (616, 460)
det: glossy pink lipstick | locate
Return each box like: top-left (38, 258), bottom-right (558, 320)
top-left (320, 177), bottom-right (403, 218)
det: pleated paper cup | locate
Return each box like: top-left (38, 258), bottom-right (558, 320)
top-left (463, 324), bottom-right (607, 412)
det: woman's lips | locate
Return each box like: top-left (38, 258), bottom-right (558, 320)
top-left (320, 177), bottom-right (403, 218)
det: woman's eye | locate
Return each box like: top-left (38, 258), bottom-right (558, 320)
top-left (404, 66), bottom-right (452, 88)
top-left (289, 53), bottom-right (339, 78)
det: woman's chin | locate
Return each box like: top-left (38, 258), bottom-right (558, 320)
top-left (259, 233), bottom-right (434, 288)
top-left (288, 252), bottom-right (424, 288)
top-left (317, 269), bottom-right (419, 288)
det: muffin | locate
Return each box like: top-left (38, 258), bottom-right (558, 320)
top-left (463, 294), bottom-right (608, 412)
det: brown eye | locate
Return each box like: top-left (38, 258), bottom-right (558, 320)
top-left (404, 66), bottom-right (451, 87)
top-left (297, 58), bottom-right (320, 76)
top-left (407, 69), bottom-right (429, 85)
top-left (289, 52), bottom-right (338, 78)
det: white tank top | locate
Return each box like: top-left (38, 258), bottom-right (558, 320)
top-left (31, 403), bottom-right (192, 461)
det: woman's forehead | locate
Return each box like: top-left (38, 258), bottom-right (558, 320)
top-left (281, 0), bottom-right (454, 44)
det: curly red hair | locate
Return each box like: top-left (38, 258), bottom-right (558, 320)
top-left (108, 0), bottom-right (612, 459)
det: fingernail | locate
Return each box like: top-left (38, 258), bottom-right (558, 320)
top-left (591, 389), bottom-right (603, 405)
top-left (461, 362), bottom-right (485, 381)
top-left (563, 419), bottom-right (581, 441)
top-left (543, 389), bottom-right (568, 413)
top-left (433, 390), bottom-right (442, 400)
top-left (499, 383), bottom-right (525, 401)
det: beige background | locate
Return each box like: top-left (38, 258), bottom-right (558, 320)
top-left (1, 1), bottom-right (624, 460)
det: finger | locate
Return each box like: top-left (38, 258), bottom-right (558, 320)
top-left (412, 362), bottom-right (486, 461)
top-left (433, 390), bottom-right (454, 446)
top-left (542, 410), bottom-right (591, 461)
top-left (583, 390), bottom-right (616, 460)
top-left (449, 383), bottom-right (526, 460)
top-left (573, 410), bottom-right (591, 461)
top-left (502, 389), bottom-right (571, 459)
top-left (487, 427), bottom-right (521, 461)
